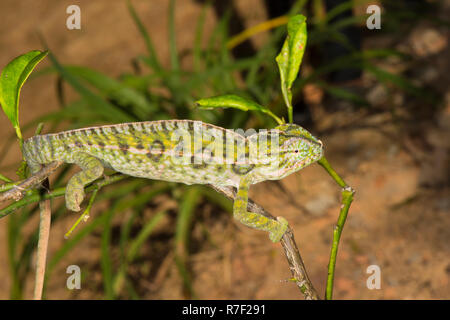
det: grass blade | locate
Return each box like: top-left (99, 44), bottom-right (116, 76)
top-left (47, 52), bottom-right (136, 122)
top-left (175, 186), bottom-right (202, 298)
top-left (126, 0), bottom-right (162, 72)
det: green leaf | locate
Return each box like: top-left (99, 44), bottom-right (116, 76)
top-left (0, 173), bottom-right (12, 183)
top-left (275, 14), bottom-right (307, 123)
top-left (195, 94), bottom-right (283, 124)
top-left (0, 50), bottom-right (48, 141)
top-left (64, 66), bottom-right (158, 117)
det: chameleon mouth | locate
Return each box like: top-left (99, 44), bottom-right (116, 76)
top-left (295, 158), bottom-right (308, 169)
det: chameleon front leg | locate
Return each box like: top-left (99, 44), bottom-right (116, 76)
top-left (66, 153), bottom-right (104, 212)
top-left (232, 177), bottom-right (288, 243)
top-left (27, 162), bottom-right (42, 176)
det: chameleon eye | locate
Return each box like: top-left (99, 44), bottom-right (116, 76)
top-left (294, 149), bottom-right (299, 153)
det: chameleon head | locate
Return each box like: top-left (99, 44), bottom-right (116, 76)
top-left (254, 123), bottom-right (323, 181)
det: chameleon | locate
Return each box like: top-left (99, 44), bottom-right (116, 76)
top-left (22, 120), bottom-right (323, 242)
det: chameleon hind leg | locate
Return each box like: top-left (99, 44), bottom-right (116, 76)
top-left (232, 177), bottom-right (288, 243)
top-left (65, 153), bottom-right (104, 212)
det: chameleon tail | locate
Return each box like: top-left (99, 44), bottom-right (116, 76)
top-left (65, 153), bottom-right (104, 212)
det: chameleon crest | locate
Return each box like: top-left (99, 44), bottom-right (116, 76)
top-left (22, 120), bottom-right (323, 242)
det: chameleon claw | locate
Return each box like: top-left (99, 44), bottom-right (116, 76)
top-left (269, 216), bottom-right (289, 243)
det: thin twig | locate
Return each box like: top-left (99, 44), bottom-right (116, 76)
top-left (0, 161), bottom-right (62, 203)
top-left (211, 185), bottom-right (320, 300)
top-left (0, 173), bottom-right (128, 219)
top-left (33, 178), bottom-right (52, 300)
top-left (317, 156), bottom-right (355, 300)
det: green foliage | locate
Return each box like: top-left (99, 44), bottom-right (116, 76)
top-left (47, 52), bottom-right (136, 123)
top-left (196, 94), bottom-right (283, 124)
top-left (0, 173), bottom-right (12, 183)
top-left (194, 13), bottom-right (307, 126)
top-left (0, 50), bottom-right (48, 146)
top-left (276, 15), bottom-right (307, 123)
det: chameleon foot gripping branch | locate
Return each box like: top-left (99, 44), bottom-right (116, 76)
top-left (21, 120), bottom-right (323, 243)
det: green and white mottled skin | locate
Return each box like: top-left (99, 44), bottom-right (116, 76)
top-left (22, 120), bottom-right (323, 242)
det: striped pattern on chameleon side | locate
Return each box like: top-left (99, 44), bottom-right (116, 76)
top-left (22, 120), bottom-right (255, 187)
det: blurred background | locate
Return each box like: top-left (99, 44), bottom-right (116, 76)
top-left (0, 0), bottom-right (448, 299)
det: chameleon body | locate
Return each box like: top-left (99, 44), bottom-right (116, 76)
top-left (22, 120), bottom-right (323, 242)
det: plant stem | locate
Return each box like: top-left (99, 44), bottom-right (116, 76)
top-left (33, 179), bottom-right (51, 300)
top-left (317, 156), bottom-right (354, 300)
top-left (64, 188), bottom-right (99, 239)
top-left (280, 85), bottom-right (293, 124)
top-left (318, 157), bottom-right (347, 188)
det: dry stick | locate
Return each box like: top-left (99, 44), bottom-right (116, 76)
top-left (317, 157), bottom-right (355, 300)
top-left (33, 178), bottom-right (51, 300)
top-left (0, 161), bottom-right (62, 203)
top-left (211, 185), bottom-right (320, 300)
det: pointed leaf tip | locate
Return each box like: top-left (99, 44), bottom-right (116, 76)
top-left (276, 15), bottom-right (307, 122)
top-left (0, 50), bottom-right (48, 133)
